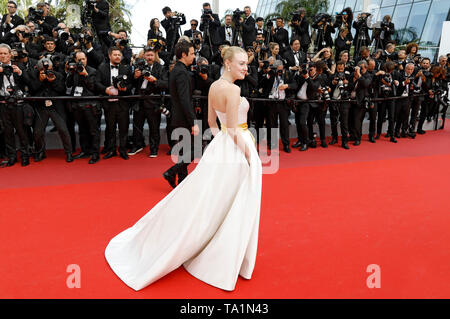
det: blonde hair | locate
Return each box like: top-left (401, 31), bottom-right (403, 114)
top-left (221, 45), bottom-right (246, 62)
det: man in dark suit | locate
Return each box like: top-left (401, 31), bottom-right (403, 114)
top-left (242, 6), bottom-right (256, 49)
top-left (184, 19), bottom-right (200, 40)
top-left (91, 0), bottom-right (111, 52)
top-left (95, 47), bottom-right (133, 160)
top-left (66, 51), bottom-right (101, 164)
top-left (291, 8), bottom-right (311, 54)
top-left (199, 2), bottom-right (221, 52)
top-left (34, 2), bottom-right (58, 37)
top-left (161, 6), bottom-right (186, 55)
top-left (130, 47), bottom-right (168, 158)
top-left (0, 43), bottom-right (32, 167)
top-left (1, 1), bottom-right (24, 37)
top-left (218, 14), bottom-right (235, 46)
top-left (272, 18), bottom-right (290, 54)
top-left (163, 41), bottom-right (199, 188)
top-left (282, 38), bottom-right (307, 72)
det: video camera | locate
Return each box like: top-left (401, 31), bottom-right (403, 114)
top-left (233, 8), bottom-right (245, 25)
top-left (290, 11), bottom-right (301, 23)
top-left (358, 13), bottom-right (371, 24)
top-left (313, 13), bottom-right (332, 27)
top-left (28, 7), bottom-right (44, 23)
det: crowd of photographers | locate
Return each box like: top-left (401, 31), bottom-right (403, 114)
top-left (0, 1), bottom-right (449, 167)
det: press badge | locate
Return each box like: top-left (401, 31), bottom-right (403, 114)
top-left (74, 86), bottom-right (84, 96)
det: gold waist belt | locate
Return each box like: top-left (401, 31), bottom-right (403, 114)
top-left (221, 123), bottom-right (255, 144)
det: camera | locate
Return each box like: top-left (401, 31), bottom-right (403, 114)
top-left (112, 74), bottom-right (129, 89)
top-left (290, 11), bottom-right (301, 22)
top-left (53, 26), bottom-right (70, 42)
top-left (11, 42), bottom-right (28, 60)
top-left (320, 86), bottom-right (331, 101)
top-left (232, 8), bottom-right (245, 24)
top-left (1, 85), bottom-right (25, 103)
top-left (0, 64), bottom-right (14, 77)
top-left (358, 13), bottom-right (371, 23)
top-left (381, 74), bottom-right (394, 94)
top-left (198, 64), bottom-right (209, 75)
top-left (28, 7), bottom-right (44, 23)
top-left (201, 8), bottom-right (213, 23)
top-left (313, 13), bottom-right (332, 27)
top-left (300, 63), bottom-right (309, 75)
top-left (147, 38), bottom-right (162, 51)
top-left (68, 61), bottom-right (85, 74)
top-left (134, 58), bottom-right (152, 78)
top-left (116, 38), bottom-right (129, 47)
top-left (159, 104), bottom-right (171, 117)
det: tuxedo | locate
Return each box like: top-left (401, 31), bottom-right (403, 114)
top-left (95, 62), bottom-right (133, 154)
top-left (0, 13), bottom-right (24, 35)
top-left (282, 49), bottom-right (306, 69)
top-left (272, 27), bottom-right (289, 53)
top-left (218, 25), bottom-right (235, 45)
top-left (183, 29), bottom-right (200, 40)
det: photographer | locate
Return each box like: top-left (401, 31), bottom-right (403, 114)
top-left (31, 2), bottom-right (59, 37)
top-left (90, 0), bottom-right (112, 54)
top-left (312, 13), bottom-right (334, 52)
top-left (0, 43), bottom-right (32, 167)
top-left (66, 51), bottom-right (101, 164)
top-left (290, 8), bottom-right (310, 54)
top-left (375, 60), bottom-right (399, 143)
top-left (282, 38), bottom-right (307, 74)
top-left (380, 42), bottom-right (398, 64)
top-left (76, 27), bottom-right (105, 69)
top-left (95, 47), bottom-right (133, 160)
top-left (393, 62), bottom-right (417, 138)
top-left (28, 57), bottom-right (73, 163)
top-left (184, 19), bottom-right (200, 40)
top-left (334, 28), bottom-right (352, 60)
top-left (109, 29), bottom-right (132, 66)
top-left (199, 2), bottom-right (221, 53)
top-left (271, 17), bottom-right (289, 55)
top-left (329, 60), bottom-right (354, 149)
top-left (1, 1), bottom-right (24, 36)
top-left (352, 60), bottom-right (373, 145)
top-left (161, 6), bottom-right (186, 55)
top-left (241, 6), bottom-right (256, 49)
top-left (192, 32), bottom-right (212, 63)
top-left (366, 58), bottom-right (383, 143)
top-left (148, 18), bottom-right (167, 46)
top-left (373, 15), bottom-right (394, 51)
top-left (352, 13), bottom-right (372, 58)
top-left (260, 60), bottom-right (296, 153)
top-left (130, 46), bottom-right (168, 158)
top-left (312, 47), bottom-right (336, 76)
top-left (416, 57), bottom-right (433, 134)
top-left (219, 15), bottom-right (235, 46)
top-left (424, 66), bottom-right (448, 130)
top-left (255, 17), bottom-right (268, 43)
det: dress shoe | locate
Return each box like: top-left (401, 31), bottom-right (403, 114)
top-left (394, 132), bottom-right (401, 138)
top-left (400, 131), bottom-right (407, 138)
top-left (375, 134), bottom-right (380, 140)
top-left (417, 129), bottom-right (426, 135)
top-left (73, 152), bottom-right (91, 159)
top-left (283, 145), bottom-right (291, 153)
top-left (21, 157), bottom-right (30, 167)
top-left (103, 151), bottom-right (117, 159)
top-left (368, 136), bottom-right (376, 143)
top-left (329, 138), bottom-right (338, 145)
top-left (309, 140), bottom-right (317, 148)
top-left (390, 137), bottom-right (397, 143)
top-left (149, 150), bottom-right (158, 158)
top-left (100, 147), bottom-right (109, 154)
top-left (89, 154), bottom-right (100, 164)
top-left (119, 152), bottom-right (129, 160)
top-left (299, 144), bottom-right (308, 151)
top-left (320, 140), bottom-right (328, 148)
top-left (384, 133), bottom-right (391, 138)
top-left (6, 158), bottom-right (17, 167)
top-left (127, 146), bottom-right (143, 156)
top-left (342, 142), bottom-right (350, 149)
top-left (163, 171), bottom-right (176, 188)
top-left (34, 152), bottom-right (46, 162)
top-left (66, 153), bottom-right (74, 163)
top-left (354, 140), bottom-right (361, 146)
top-left (408, 132), bottom-right (416, 139)
top-left (292, 140), bottom-right (302, 148)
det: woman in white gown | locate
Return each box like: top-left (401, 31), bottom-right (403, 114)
top-left (104, 46), bottom-right (262, 291)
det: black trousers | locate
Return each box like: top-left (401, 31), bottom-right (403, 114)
top-left (0, 103), bottom-right (31, 160)
top-left (267, 101), bottom-right (290, 148)
top-left (377, 97), bottom-right (396, 135)
top-left (253, 101), bottom-right (269, 145)
top-left (295, 103), bottom-right (310, 144)
top-left (410, 96), bottom-right (423, 132)
top-left (395, 97), bottom-right (411, 134)
top-left (330, 102), bottom-right (351, 141)
top-left (365, 103), bottom-right (377, 138)
top-left (417, 98), bottom-right (431, 131)
top-left (65, 102), bottom-right (77, 153)
top-left (307, 104), bottom-right (326, 141)
top-left (167, 132), bottom-right (195, 179)
top-left (352, 105), bottom-right (366, 141)
top-left (132, 103), bottom-right (162, 153)
top-left (73, 104), bottom-right (101, 156)
top-left (34, 104), bottom-right (72, 154)
top-left (103, 100), bottom-right (130, 154)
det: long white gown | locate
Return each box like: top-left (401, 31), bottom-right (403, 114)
top-left (104, 97), bottom-right (262, 291)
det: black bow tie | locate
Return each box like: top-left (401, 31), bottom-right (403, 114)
top-left (111, 65), bottom-right (119, 70)
top-left (293, 51), bottom-right (299, 54)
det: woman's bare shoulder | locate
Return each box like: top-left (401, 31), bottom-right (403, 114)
top-left (210, 80), bottom-right (241, 95)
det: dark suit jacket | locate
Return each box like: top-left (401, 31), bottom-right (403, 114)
top-left (199, 13), bottom-right (221, 46)
top-left (354, 71), bottom-right (373, 105)
top-left (292, 18), bottom-right (311, 49)
top-left (134, 62), bottom-right (168, 107)
top-left (95, 62), bottom-right (133, 97)
top-left (169, 61), bottom-right (195, 129)
top-left (38, 15), bottom-right (59, 36)
top-left (273, 27), bottom-right (290, 53)
top-left (218, 25), bottom-right (236, 45)
top-left (242, 15), bottom-right (256, 48)
top-left (92, 0), bottom-right (111, 32)
top-left (282, 49), bottom-right (306, 69)
top-left (1, 13), bottom-right (24, 34)
top-left (183, 29), bottom-right (201, 40)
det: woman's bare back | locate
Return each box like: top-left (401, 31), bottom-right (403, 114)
top-left (209, 79), bottom-right (241, 114)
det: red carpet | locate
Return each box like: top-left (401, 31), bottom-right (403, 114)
top-left (1, 127), bottom-right (450, 299)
